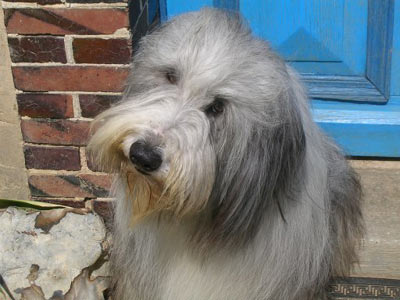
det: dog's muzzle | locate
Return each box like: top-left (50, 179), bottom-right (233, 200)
top-left (129, 140), bottom-right (162, 174)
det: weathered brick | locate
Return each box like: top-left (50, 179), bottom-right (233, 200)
top-left (29, 174), bottom-right (112, 198)
top-left (73, 38), bottom-right (131, 64)
top-left (79, 94), bottom-right (121, 118)
top-left (5, 9), bottom-right (129, 35)
top-left (12, 66), bottom-right (129, 92)
top-left (80, 174), bottom-right (112, 191)
top-left (24, 145), bottom-right (80, 170)
top-left (8, 36), bottom-right (66, 63)
top-left (17, 94), bottom-right (73, 118)
top-left (21, 119), bottom-right (90, 146)
top-left (93, 199), bottom-right (113, 224)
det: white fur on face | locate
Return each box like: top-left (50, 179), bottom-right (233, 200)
top-left (88, 87), bottom-right (216, 222)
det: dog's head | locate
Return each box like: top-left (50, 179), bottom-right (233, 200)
top-left (88, 9), bottom-right (306, 241)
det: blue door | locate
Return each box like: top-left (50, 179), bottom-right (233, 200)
top-left (161, 0), bottom-right (400, 157)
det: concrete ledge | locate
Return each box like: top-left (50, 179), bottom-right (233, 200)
top-left (0, 3), bottom-right (29, 200)
top-left (351, 160), bottom-right (400, 279)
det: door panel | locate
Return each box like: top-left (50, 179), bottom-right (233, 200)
top-left (241, 0), bottom-right (367, 76)
top-left (239, 0), bottom-right (392, 103)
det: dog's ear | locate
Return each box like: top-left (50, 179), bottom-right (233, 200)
top-left (207, 77), bottom-right (307, 247)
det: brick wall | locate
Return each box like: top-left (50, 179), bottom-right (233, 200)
top-left (2, 0), bottom-right (158, 219)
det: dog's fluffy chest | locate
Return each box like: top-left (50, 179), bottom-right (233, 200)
top-left (133, 220), bottom-right (260, 300)
top-left (161, 248), bottom-right (254, 300)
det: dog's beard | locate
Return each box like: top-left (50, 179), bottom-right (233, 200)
top-left (121, 147), bottom-right (215, 224)
top-left (88, 93), bottom-right (216, 224)
top-left (123, 168), bottom-right (164, 224)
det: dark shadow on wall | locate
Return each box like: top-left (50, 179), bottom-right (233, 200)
top-left (129, 0), bottom-right (160, 53)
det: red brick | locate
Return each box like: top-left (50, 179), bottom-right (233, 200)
top-left (24, 145), bottom-right (80, 170)
top-left (5, 9), bottom-right (128, 35)
top-left (12, 66), bottom-right (129, 92)
top-left (29, 174), bottom-right (112, 198)
top-left (79, 94), bottom-right (121, 118)
top-left (21, 119), bottom-right (90, 146)
top-left (80, 174), bottom-right (112, 189)
top-left (73, 38), bottom-right (131, 64)
top-left (8, 36), bottom-right (66, 63)
top-left (93, 199), bottom-right (114, 224)
top-left (17, 94), bottom-right (73, 118)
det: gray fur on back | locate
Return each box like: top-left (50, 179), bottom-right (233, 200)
top-left (88, 8), bottom-right (364, 300)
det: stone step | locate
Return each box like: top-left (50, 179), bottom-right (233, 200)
top-left (350, 160), bottom-right (400, 279)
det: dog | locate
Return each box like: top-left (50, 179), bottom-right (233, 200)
top-left (88, 8), bottom-right (364, 300)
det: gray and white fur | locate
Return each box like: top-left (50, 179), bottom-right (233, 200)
top-left (88, 8), bottom-right (363, 300)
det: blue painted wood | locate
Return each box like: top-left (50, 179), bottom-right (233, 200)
top-left (213, 0), bottom-right (239, 11)
top-left (239, 0), bottom-right (393, 103)
top-left (390, 0), bottom-right (400, 96)
top-left (240, 0), bottom-right (367, 75)
top-left (312, 97), bottom-right (400, 157)
top-left (159, 0), bottom-right (167, 22)
top-left (148, 0), bottom-right (159, 24)
top-left (165, 0), bottom-right (212, 18)
top-left (343, 0), bottom-right (368, 75)
top-left (303, 75), bottom-right (386, 102)
top-left (318, 123), bottom-right (400, 157)
top-left (366, 0), bottom-right (394, 100)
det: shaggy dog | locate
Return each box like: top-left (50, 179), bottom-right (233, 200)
top-left (88, 8), bottom-right (363, 300)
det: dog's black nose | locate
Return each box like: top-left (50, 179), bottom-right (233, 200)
top-left (129, 141), bottom-right (162, 172)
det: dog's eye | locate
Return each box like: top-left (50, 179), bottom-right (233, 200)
top-left (205, 98), bottom-right (225, 116)
top-left (165, 69), bottom-right (178, 84)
